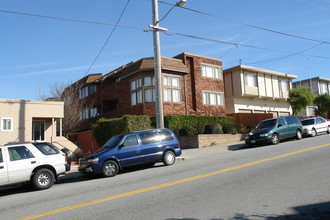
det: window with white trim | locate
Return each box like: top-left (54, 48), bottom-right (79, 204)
top-left (202, 92), bottom-right (224, 106)
top-left (245, 73), bottom-right (258, 87)
top-left (79, 107), bottom-right (98, 120)
top-left (1, 117), bottom-right (13, 131)
top-left (131, 76), bottom-right (155, 106)
top-left (163, 75), bottom-right (181, 103)
top-left (320, 82), bottom-right (328, 94)
top-left (79, 85), bottom-right (97, 99)
top-left (201, 64), bottom-right (222, 79)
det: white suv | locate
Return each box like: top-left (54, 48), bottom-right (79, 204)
top-left (0, 142), bottom-right (68, 190)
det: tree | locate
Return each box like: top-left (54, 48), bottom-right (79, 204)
top-left (314, 94), bottom-right (330, 118)
top-left (288, 88), bottom-right (314, 115)
top-left (47, 81), bottom-right (87, 138)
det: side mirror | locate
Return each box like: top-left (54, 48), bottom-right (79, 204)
top-left (119, 144), bottom-right (125, 149)
top-left (277, 124), bottom-right (282, 128)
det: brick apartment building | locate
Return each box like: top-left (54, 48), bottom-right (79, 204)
top-left (67, 53), bottom-right (226, 151)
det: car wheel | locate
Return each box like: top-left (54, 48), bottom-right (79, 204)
top-left (163, 150), bottom-right (176, 166)
top-left (271, 134), bottom-right (280, 145)
top-left (102, 160), bottom-right (119, 177)
top-left (327, 126), bottom-right (330, 134)
top-left (296, 130), bottom-right (302, 140)
top-left (311, 128), bottom-right (317, 137)
top-left (32, 168), bottom-right (55, 190)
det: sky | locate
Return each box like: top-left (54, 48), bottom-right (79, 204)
top-left (1, 0), bottom-right (330, 100)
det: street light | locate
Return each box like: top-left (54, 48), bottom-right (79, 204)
top-left (151, 0), bottom-right (187, 128)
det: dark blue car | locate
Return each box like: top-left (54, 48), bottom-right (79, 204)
top-left (78, 128), bottom-right (182, 177)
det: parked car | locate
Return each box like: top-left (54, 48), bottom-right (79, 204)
top-left (78, 128), bottom-right (182, 177)
top-left (0, 142), bottom-right (69, 190)
top-left (301, 117), bottom-right (330, 137)
top-left (245, 116), bottom-right (303, 146)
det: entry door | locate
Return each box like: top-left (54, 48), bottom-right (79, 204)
top-left (0, 148), bottom-right (8, 185)
top-left (32, 121), bottom-right (45, 141)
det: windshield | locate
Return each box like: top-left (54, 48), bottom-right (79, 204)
top-left (301, 119), bottom-right (315, 126)
top-left (102, 135), bottom-right (123, 149)
top-left (256, 119), bottom-right (277, 129)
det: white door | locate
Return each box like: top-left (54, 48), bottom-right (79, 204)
top-left (7, 146), bottom-right (38, 184)
top-left (0, 148), bottom-right (9, 185)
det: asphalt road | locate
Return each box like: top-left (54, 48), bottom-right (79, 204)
top-left (1, 134), bottom-right (330, 220)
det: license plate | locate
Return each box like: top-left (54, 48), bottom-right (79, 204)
top-left (251, 140), bottom-right (256, 144)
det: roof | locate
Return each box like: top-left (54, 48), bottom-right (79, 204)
top-left (224, 65), bottom-right (297, 79)
top-left (293, 76), bottom-right (330, 83)
top-left (102, 56), bottom-right (187, 80)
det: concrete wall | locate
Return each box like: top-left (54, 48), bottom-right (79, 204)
top-left (178, 134), bottom-right (246, 149)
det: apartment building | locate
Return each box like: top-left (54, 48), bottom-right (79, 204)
top-left (71, 52), bottom-right (226, 132)
top-left (223, 65), bottom-right (297, 117)
top-left (292, 77), bottom-right (330, 116)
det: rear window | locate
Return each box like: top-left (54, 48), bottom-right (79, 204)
top-left (159, 130), bottom-right (174, 141)
top-left (285, 116), bottom-right (299, 125)
top-left (139, 131), bottom-right (160, 144)
top-left (301, 119), bottom-right (315, 126)
top-left (33, 143), bottom-right (59, 155)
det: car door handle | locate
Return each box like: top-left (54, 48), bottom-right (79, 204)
top-left (0, 166), bottom-right (4, 169)
top-left (31, 161), bottom-right (36, 164)
top-left (136, 150), bottom-right (140, 153)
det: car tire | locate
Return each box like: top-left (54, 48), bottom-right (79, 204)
top-left (311, 128), bottom-right (317, 137)
top-left (163, 150), bottom-right (176, 166)
top-left (32, 168), bottom-right (55, 190)
top-left (296, 130), bottom-right (302, 140)
top-left (327, 126), bottom-right (330, 134)
top-left (271, 134), bottom-right (280, 145)
top-left (102, 160), bottom-right (119, 177)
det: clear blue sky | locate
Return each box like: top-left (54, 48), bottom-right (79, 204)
top-left (1, 0), bottom-right (330, 100)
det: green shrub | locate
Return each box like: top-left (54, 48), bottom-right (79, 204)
top-left (223, 124), bottom-right (245, 134)
top-left (203, 124), bottom-right (223, 134)
top-left (92, 115), bottom-right (151, 146)
top-left (164, 115), bottom-right (233, 136)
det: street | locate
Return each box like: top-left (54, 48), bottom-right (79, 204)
top-left (1, 134), bottom-right (330, 220)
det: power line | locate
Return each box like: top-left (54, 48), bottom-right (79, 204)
top-left (0, 9), bottom-right (144, 31)
top-left (159, 1), bottom-right (330, 45)
top-left (298, 0), bottom-right (330, 11)
top-left (85, 0), bottom-right (131, 76)
top-left (166, 30), bottom-right (330, 60)
top-left (245, 42), bottom-right (323, 65)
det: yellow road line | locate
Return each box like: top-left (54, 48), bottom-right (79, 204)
top-left (17, 143), bottom-right (330, 220)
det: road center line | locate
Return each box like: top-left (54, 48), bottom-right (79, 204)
top-left (16, 143), bottom-right (330, 220)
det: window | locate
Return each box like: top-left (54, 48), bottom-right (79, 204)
top-left (201, 64), bottom-right (222, 79)
top-left (131, 76), bottom-right (154, 106)
top-left (33, 143), bottom-right (59, 155)
top-left (122, 135), bottom-right (139, 147)
top-left (245, 73), bottom-right (258, 87)
top-left (0, 148), bottom-right (3, 163)
top-left (1, 118), bottom-right (13, 131)
top-left (80, 107), bottom-right (98, 120)
top-left (277, 118), bottom-right (286, 126)
top-left (8, 146), bottom-right (34, 161)
top-left (284, 116), bottom-right (299, 125)
top-left (280, 80), bottom-right (289, 92)
top-left (79, 85), bottom-right (97, 99)
top-left (320, 82), bottom-right (328, 94)
top-left (202, 92), bottom-right (224, 106)
top-left (139, 131), bottom-right (160, 145)
top-left (159, 130), bottom-right (174, 141)
top-left (163, 75), bottom-right (181, 103)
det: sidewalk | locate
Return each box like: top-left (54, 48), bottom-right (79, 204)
top-left (68, 141), bottom-right (246, 173)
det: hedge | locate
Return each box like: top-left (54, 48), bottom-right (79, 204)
top-left (92, 115), bottom-right (151, 146)
top-left (164, 115), bottom-right (234, 136)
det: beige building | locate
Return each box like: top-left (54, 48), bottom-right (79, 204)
top-left (292, 76), bottom-right (330, 116)
top-left (224, 65), bottom-right (297, 117)
top-left (0, 99), bottom-right (77, 152)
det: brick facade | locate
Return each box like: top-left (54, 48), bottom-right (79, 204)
top-left (73, 52), bottom-right (226, 132)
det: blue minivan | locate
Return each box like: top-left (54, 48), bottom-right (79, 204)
top-left (78, 128), bottom-right (182, 177)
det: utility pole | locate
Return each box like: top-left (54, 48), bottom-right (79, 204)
top-left (151, 0), bottom-right (164, 128)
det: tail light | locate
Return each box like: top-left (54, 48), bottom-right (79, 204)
top-left (178, 142), bottom-right (181, 148)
